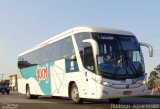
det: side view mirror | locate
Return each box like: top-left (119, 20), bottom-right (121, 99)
top-left (140, 42), bottom-right (153, 57)
top-left (82, 39), bottom-right (99, 56)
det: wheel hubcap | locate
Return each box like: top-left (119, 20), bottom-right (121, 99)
top-left (72, 88), bottom-right (79, 101)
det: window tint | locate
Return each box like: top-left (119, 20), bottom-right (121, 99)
top-left (18, 36), bottom-right (74, 69)
top-left (119, 37), bottom-right (139, 50)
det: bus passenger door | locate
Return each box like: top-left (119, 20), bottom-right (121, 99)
top-left (81, 44), bottom-right (97, 98)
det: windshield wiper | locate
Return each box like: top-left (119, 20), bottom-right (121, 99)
top-left (113, 52), bottom-right (138, 75)
top-left (124, 52), bottom-right (138, 74)
top-left (113, 56), bottom-right (122, 75)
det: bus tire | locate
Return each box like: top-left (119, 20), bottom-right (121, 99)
top-left (70, 83), bottom-right (83, 104)
top-left (26, 85), bottom-right (36, 99)
top-left (109, 98), bottom-right (120, 103)
top-left (7, 91), bottom-right (10, 95)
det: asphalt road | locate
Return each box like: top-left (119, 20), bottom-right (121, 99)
top-left (0, 91), bottom-right (160, 109)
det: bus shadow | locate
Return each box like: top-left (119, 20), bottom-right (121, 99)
top-left (36, 96), bottom-right (160, 105)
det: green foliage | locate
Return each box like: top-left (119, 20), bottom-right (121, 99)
top-left (148, 64), bottom-right (160, 90)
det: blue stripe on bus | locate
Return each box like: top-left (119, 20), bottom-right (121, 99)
top-left (21, 62), bottom-right (53, 96)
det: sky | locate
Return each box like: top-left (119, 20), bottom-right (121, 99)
top-left (0, 0), bottom-right (160, 79)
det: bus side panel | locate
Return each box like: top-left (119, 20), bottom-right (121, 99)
top-left (63, 59), bottom-right (83, 98)
top-left (18, 78), bottom-right (27, 94)
top-left (50, 59), bottom-right (65, 96)
top-left (50, 59), bottom-right (83, 98)
top-left (18, 59), bottom-right (82, 97)
top-left (64, 72), bottom-right (82, 97)
top-left (18, 78), bottom-right (45, 95)
top-left (17, 69), bottom-right (26, 94)
top-left (18, 62), bottom-right (54, 96)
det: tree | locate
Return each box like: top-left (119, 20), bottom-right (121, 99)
top-left (148, 65), bottom-right (160, 90)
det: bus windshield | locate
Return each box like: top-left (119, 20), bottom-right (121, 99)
top-left (92, 33), bottom-right (145, 80)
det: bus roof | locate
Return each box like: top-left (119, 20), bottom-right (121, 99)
top-left (18, 26), bottom-right (134, 57)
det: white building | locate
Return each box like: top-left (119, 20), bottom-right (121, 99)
top-left (9, 74), bottom-right (17, 90)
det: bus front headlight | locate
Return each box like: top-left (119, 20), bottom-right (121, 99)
top-left (102, 81), bottom-right (109, 85)
top-left (138, 80), bottom-right (146, 85)
top-left (142, 80), bottom-right (146, 85)
top-left (96, 80), bottom-right (111, 86)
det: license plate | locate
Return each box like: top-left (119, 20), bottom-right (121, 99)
top-left (123, 91), bottom-right (132, 95)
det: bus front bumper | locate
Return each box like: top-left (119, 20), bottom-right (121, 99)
top-left (97, 84), bottom-right (147, 99)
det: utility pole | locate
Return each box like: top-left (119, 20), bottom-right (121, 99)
top-left (0, 74), bottom-right (5, 82)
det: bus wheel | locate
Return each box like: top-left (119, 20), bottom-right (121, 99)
top-left (109, 98), bottom-right (120, 103)
top-left (70, 83), bottom-right (83, 104)
top-left (7, 91), bottom-right (10, 95)
top-left (26, 85), bottom-right (35, 99)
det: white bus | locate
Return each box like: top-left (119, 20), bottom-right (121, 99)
top-left (18, 26), bottom-right (153, 103)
